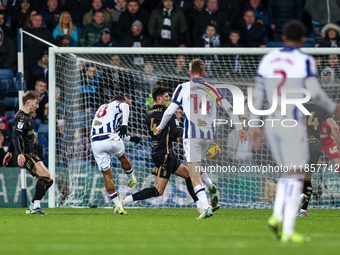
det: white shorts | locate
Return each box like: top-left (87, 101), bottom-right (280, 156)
top-left (265, 122), bottom-right (309, 168)
top-left (183, 138), bottom-right (213, 163)
top-left (91, 134), bottom-right (125, 171)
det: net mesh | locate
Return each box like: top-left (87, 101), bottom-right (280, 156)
top-left (52, 49), bottom-right (340, 208)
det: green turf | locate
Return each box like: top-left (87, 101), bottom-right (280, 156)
top-left (0, 208), bottom-right (340, 255)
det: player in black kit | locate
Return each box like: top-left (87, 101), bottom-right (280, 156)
top-left (121, 86), bottom-right (200, 209)
top-left (2, 91), bottom-right (53, 214)
top-left (298, 100), bottom-right (340, 217)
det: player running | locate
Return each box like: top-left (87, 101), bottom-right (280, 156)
top-left (297, 101), bottom-right (340, 217)
top-left (90, 95), bottom-right (140, 215)
top-left (121, 86), bottom-right (200, 209)
top-left (156, 59), bottom-right (247, 219)
top-left (3, 91), bottom-right (53, 214)
top-left (250, 20), bottom-right (340, 242)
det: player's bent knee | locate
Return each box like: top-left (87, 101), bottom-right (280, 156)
top-left (154, 186), bottom-right (163, 196)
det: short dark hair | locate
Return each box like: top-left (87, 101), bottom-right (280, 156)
top-left (152, 86), bottom-right (168, 101)
top-left (230, 29), bottom-right (240, 36)
top-left (111, 95), bottom-right (125, 102)
top-left (23, 90), bottom-right (40, 105)
top-left (36, 78), bottom-right (47, 85)
top-left (282, 20), bottom-right (305, 42)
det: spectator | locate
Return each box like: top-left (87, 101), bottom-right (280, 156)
top-left (174, 0), bottom-right (193, 16)
top-left (319, 23), bottom-right (340, 48)
top-left (227, 116), bottom-right (254, 168)
top-left (0, 129), bottom-right (11, 167)
top-left (57, 33), bottom-right (72, 47)
top-left (32, 79), bottom-right (48, 128)
top-left (195, 23), bottom-right (220, 47)
top-left (321, 67), bottom-right (335, 85)
top-left (83, 0), bottom-right (112, 29)
top-left (23, 13), bottom-right (55, 70)
top-left (244, 0), bottom-right (268, 25)
top-left (192, 0), bottom-right (230, 45)
top-left (79, 10), bottom-right (109, 47)
top-left (170, 54), bottom-right (188, 77)
top-left (0, 27), bottom-right (16, 73)
top-left (268, 0), bottom-right (303, 41)
top-left (305, 0), bottom-right (340, 45)
top-left (78, 65), bottom-right (102, 115)
top-left (94, 28), bottom-right (119, 46)
top-left (322, 54), bottom-right (340, 82)
top-left (0, 116), bottom-right (9, 132)
top-left (0, 10), bottom-right (14, 39)
top-left (238, 9), bottom-right (265, 47)
top-left (63, 127), bottom-right (93, 167)
top-left (27, 51), bottom-right (49, 91)
top-left (42, 0), bottom-right (61, 32)
top-left (122, 19), bottom-right (151, 46)
top-left (110, 0), bottom-right (127, 31)
top-left (134, 61), bottom-right (160, 92)
top-left (10, 0), bottom-right (31, 35)
top-left (63, 0), bottom-right (92, 28)
top-left (23, 10), bottom-right (37, 28)
top-left (0, 0), bottom-right (5, 11)
top-left (225, 29), bottom-right (243, 47)
top-left (148, 0), bottom-right (187, 47)
top-left (53, 11), bottom-right (78, 47)
top-left (141, 0), bottom-right (162, 13)
top-left (188, 0), bottom-right (206, 45)
top-left (117, 0), bottom-right (150, 41)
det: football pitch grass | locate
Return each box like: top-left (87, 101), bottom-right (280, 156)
top-left (1, 208), bottom-right (340, 255)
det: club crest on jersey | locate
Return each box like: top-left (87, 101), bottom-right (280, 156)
top-left (198, 119), bottom-right (207, 126)
top-left (17, 122), bottom-right (24, 129)
top-left (94, 120), bottom-right (102, 126)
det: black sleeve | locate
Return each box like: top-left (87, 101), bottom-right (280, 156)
top-left (169, 114), bottom-right (179, 138)
top-left (12, 116), bottom-right (24, 155)
top-left (8, 140), bottom-right (14, 153)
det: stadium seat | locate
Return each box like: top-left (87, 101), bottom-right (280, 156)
top-left (38, 136), bottom-right (48, 147)
top-left (3, 97), bottom-right (19, 111)
top-left (5, 110), bottom-right (15, 120)
top-left (0, 69), bottom-right (14, 82)
top-left (37, 123), bottom-right (49, 136)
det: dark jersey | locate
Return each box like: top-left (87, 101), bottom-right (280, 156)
top-left (304, 100), bottom-right (332, 142)
top-left (10, 110), bottom-right (37, 155)
top-left (145, 105), bottom-right (182, 155)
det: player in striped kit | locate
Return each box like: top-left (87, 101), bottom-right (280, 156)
top-left (250, 20), bottom-right (340, 242)
top-left (156, 59), bottom-right (247, 219)
top-left (90, 95), bottom-right (140, 215)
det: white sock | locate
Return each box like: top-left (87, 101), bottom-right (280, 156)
top-left (125, 169), bottom-right (134, 181)
top-left (33, 200), bottom-right (41, 209)
top-left (200, 172), bottom-right (213, 187)
top-left (195, 199), bottom-right (202, 210)
top-left (273, 177), bottom-right (287, 222)
top-left (29, 202), bottom-right (34, 210)
top-left (122, 195), bottom-right (134, 206)
top-left (109, 192), bottom-right (120, 206)
top-left (282, 177), bottom-right (303, 235)
top-left (194, 184), bottom-right (209, 210)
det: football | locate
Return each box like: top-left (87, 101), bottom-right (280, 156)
top-left (206, 143), bottom-right (221, 159)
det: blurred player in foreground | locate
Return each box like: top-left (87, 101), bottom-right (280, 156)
top-left (156, 59), bottom-right (247, 219)
top-left (298, 106), bottom-right (340, 217)
top-left (3, 91), bottom-right (53, 214)
top-left (250, 20), bottom-right (340, 242)
top-left (90, 95), bottom-right (140, 215)
top-left (121, 86), bottom-right (199, 208)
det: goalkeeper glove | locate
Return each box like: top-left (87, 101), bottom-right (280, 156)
top-left (130, 136), bottom-right (141, 145)
top-left (117, 125), bottom-right (128, 139)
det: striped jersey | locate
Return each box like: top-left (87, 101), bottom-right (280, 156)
top-left (171, 78), bottom-right (225, 139)
top-left (255, 45), bottom-right (317, 120)
top-left (91, 101), bottom-right (128, 138)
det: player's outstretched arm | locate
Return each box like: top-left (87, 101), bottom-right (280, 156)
top-left (117, 102), bottom-right (130, 138)
top-left (156, 102), bottom-right (178, 135)
top-left (326, 118), bottom-right (340, 148)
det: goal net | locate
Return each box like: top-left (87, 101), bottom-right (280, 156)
top-left (48, 47), bottom-right (340, 209)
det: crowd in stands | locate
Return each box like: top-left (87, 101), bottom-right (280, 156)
top-left (1, 0), bottom-right (340, 168)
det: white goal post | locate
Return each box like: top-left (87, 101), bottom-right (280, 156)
top-left (48, 47), bottom-right (340, 208)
